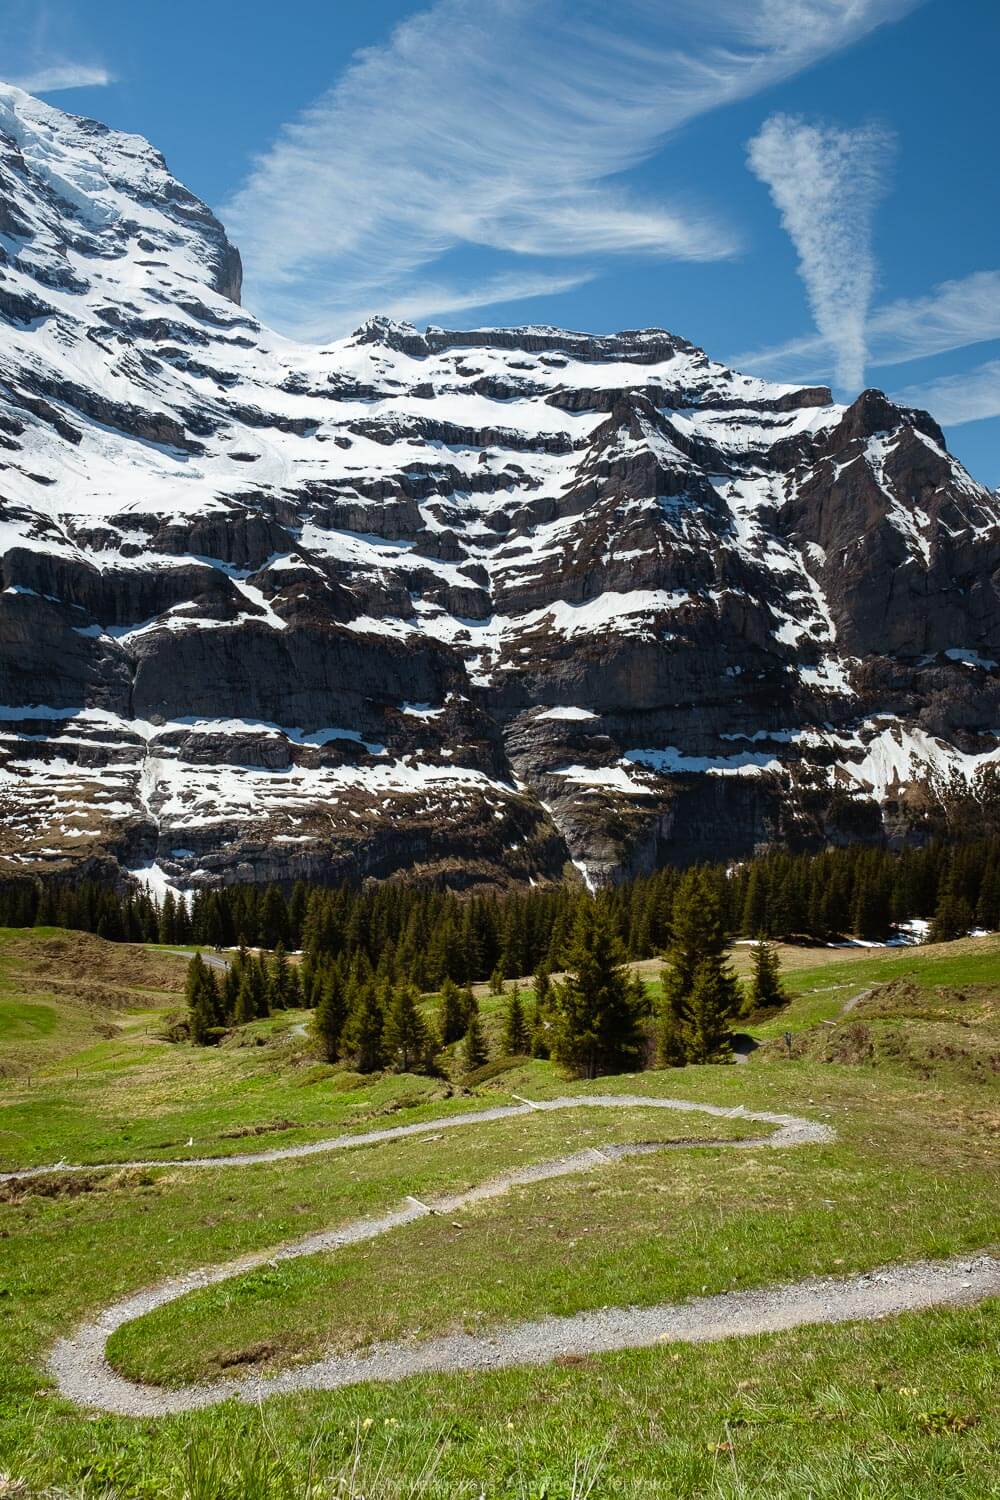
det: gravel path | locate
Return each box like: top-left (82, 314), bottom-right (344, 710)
top-left (27, 1093), bottom-right (998, 1417)
top-left (53, 1252), bottom-right (1000, 1418)
top-left (165, 949), bottom-right (229, 972)
top-left (0, 1093), bottom-right (829, 1183)
top-left (840, 986), bottom-right (874, 1017)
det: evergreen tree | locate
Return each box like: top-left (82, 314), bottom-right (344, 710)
top-left (158, 890), bottom-right (177, 945)
top-left (740, 865), bottom-right (767, 937)
top-left (248, 954), bottom-right (270, 1018)
top-left (189, 990), bottom-right (213, 1045)
top-left (977, 859), bottom-right (1000, 930)
top-left (460, 985), bottom-right (478, 1033)
top-left (313, 970), bottom-right (348, 1063)
top-left (929, 885), bottom-right (972, 943)
top-left (656, 1008), bottom-right (687, 1068)
top-left (849, 855), bottom-right (893, 941)
top-left (685, 959), bottom-right (735, 1063)
top-left (286, 964), bottom-right (302, 1009)
top-left (503, 987), bottom-right (531, 1055)
top-left (185, 953), bottom-right (221, 1045)
top-left (259, 883), bottom-right (288, 949)
top-left (659, 870), bottom-right (740, 1064)
top-left (488, 962), bottom-right (506, 996)
top-left (173, 894), bottom-right (192, 944)
top-left (220, 953), bottom-right (241, 1023)
top-left (458, 904), bottom-right (483, 981)
top-left (269, 943), bottom-right (291, 1009)
top-left (746, 937), bottom-right (787, 1014)
top-left (233, 969), bottom-right (256, 1026)
top-left (298, 956), bottom-right (317, 1009)
top-left (438, 977), bottom-right (468, 1046)
top-left (530, 962), bottom-right (555, 1057)
top-left (462, 1001), bottom-right (489, 1072)
top-left (552, 904), bottom-right (648, 1078)
top-left (345, 985), bottom-right (387, 1073)
top-left (384, 984), bottom-right (431, 1072)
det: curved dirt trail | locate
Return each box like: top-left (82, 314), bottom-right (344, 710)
top-left (54, 1251), bottom-right (1000, 1418)
top-left (0, 1093), bottom-right (824, 1183)
top-left (21, 1094), bottom-right (998, 1416)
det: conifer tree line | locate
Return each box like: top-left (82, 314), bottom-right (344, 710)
top-left (185, 944), bottom-right (301, 1044)
top-left (2, 835), bottom-right (998, 972)
top-left (5, 834), bottom-right (990, 1080)
top-left (203, 872), bottom-right (792, 1074)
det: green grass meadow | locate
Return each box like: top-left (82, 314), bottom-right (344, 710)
top-left (0, 928), bottom-right (997, 1498)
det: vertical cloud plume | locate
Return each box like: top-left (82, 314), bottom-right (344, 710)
top-left (748, 115), bottom-right (895, 391)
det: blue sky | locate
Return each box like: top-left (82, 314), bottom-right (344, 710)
top-left (3, 0), bottom-right (998, 484)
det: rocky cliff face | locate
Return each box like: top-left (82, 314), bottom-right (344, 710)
top-left (2, 83), bottom-right (999, 894)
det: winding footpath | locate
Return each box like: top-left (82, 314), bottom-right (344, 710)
top-left (4, 1095), bottom-right (997, 1416)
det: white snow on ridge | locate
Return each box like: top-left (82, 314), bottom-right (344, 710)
top-left (0, 742), bottom-right (522, 854)
top-left (400, 702), bottom-right (445, 720)
top-left (537, 706), bottom-right (599, 721)
top-left (548, 719), bottom-right (1000, 800)
top-left (3, 83), bottom-right (1000, 890)
top-left (865, 433), bottom-right (932, 565)
top-left (625, 746), bottom-right (783, 777)
top-left (526, 591), bottom-right (691, 639)
top-left (553, 763), bottom-right (653, 794)
top-left (943, 647), bottom-right (999, 671)
top-left (127, 861), bottom-right (185, 903)
top-left (843, 721), bottom-right (1000, 798)
top-left (671, 400), bottom-right (841, 451)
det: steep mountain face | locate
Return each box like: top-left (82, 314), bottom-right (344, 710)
top-left (2, 84), bottom-right (999, 893)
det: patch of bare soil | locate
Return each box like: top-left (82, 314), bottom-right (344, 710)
top-left (0, 1167), bottom-right (156, 1205)
top-left (857, 979), bottom-right (998, 1024)
top-left (216, 1341), bottom-right (278, 1370)
top-left (760, 981), bottom-right (1000, 1082)
top-left (218, 1119), bottom-right (304, 1141)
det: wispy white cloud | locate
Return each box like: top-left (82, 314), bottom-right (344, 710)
top-left (894, 359), bottom-right (1000, 428)
top-left (747, 114), bottom-right (895, 391)
top-left (11, 62), bottom-right (113, 93)
top-left (735, 268), bottom-right (1000, 378)
top-left (2, 0), bottom-right (113, 94)
top-left (226, 0), bottom-right (921, 341)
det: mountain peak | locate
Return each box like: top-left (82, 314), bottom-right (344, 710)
top-left (1, 87), bottom-right (998, 893)
top-left (0, 79), bottom-right (242, 306)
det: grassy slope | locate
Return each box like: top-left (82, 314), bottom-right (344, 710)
top-left (748, 935), bottom-right (1000, 1038)
top-left (0, 928), bottom-right (998, 1499)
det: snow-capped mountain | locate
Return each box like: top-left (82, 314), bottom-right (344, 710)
top-left (2, 83), bottom-right (999, 893)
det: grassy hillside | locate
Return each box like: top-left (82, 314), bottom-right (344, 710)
top-left (0, 928), bottom-right (997, 1498)
top-left (0, 929), bottom-right (189, 1079)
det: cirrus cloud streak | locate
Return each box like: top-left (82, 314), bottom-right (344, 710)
top-left (894, 359), bottom-right (1000, 428)
top-left (735, 268), bottom-right (1000, 380)
top-left (10, 62), bottom-right (113, 92)
top-left (226, 0), bottom-right (922, 340)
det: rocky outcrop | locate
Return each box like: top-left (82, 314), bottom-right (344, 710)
top-left (1, 83), bottom-right (999, 894)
